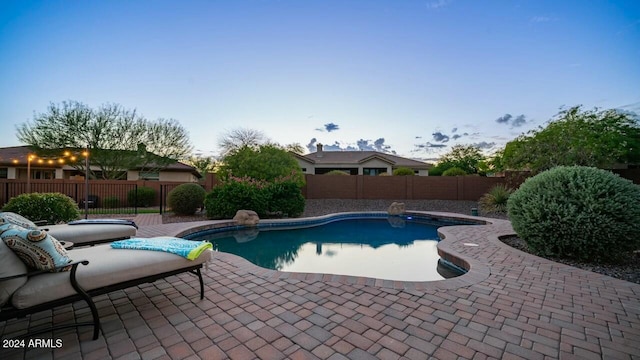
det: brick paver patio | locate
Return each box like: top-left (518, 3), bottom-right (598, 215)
top-left (1, 213), bottom-right (639, 359)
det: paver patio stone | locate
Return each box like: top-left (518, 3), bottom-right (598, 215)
top-left (1, 213), bottom-right (639, 359)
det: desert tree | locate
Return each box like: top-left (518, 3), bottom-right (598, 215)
top-left (501, 106), bottom-right (640, 173)
top-left (17, 101), bottom-right (193, 179)
top-left (218, 128), bottom-right (268, 156)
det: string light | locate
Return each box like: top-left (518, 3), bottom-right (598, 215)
top-left (14, 149), bottom-right (90, 193)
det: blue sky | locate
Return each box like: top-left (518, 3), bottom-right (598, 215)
top-left (1, 0), bottom-right (639, 161)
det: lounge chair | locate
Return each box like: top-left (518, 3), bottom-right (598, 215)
top-left (42, 219), bottom-right (138, 246)
top-left (0, 212), bottom-right (137, 246)
top-left (0, 235), bottom-right (212, 340)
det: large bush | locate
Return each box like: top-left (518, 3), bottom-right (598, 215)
top-left (2, 192), bottom-right (80, 224)
top-left (264, 181), bottom-right (305, 217)
top-left (168, 183), bottom-right (206, 215)
top-left (127, 186), bottom-right (156, 207)
top-left (393, 167), bottom-right (414, 176)
top-left (218, 144), bottom-right (304, 185)
top-left (507, 166), bottom-right (640, 262)
top-left (205, 175), bottom-right (304, 219)
top-left (205, 178), bottom-right (268, 219)
top-left (442, 167), bottom-right (467, 176)
top-left (325, 170), bottom-right (350, 176)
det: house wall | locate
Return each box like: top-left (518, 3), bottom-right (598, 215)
top-left (294, 159), bottom-right (429, 176)
top-left (127, 170), bottom-right (139, 181)
top-left (159, 171), bottom-right (197, 182)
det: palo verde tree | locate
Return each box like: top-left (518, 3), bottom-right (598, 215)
top-left (502, 106), bottom-right (640, 173)
top-left (17, 101), bottom-right (193, 179)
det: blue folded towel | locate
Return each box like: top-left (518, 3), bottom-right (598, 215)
top-left (111, 237), bottom-right (212, 260)
top-left (68, 219), bottom-right (138, 229)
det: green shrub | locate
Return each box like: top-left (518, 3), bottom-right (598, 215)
top-left (442, 167), bottom-right (467, 176)
top-left (205, 175), bottom-right (305, 219)
top-left (507, 166), bottom-right (640, 262)
top-left (478, 184), bottom-right (512, 214)
top-left (264, 181), bottom-right (305, 218)
top-left (205, 178), bottom-right (268, 219)
top-left (325, 170), bottom-right (350, 175)
top-left (102, 196), bottom-right (120, 209)
top-left (127, 186), bottom-right (156, 207)
top-left (168, 183), bottom-right (206, 215)
top-left (392, 167), bottom-right (414, 176)
top-left (2, 192), bottom-right (80, 224)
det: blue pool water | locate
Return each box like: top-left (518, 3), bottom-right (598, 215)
top-left (191, 217), bottom-right (469, 281)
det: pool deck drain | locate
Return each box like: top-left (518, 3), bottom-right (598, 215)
top-left (1, 212), bottom-right (639, 359)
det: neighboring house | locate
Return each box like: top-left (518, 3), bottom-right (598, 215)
top-left (0, 146), bottom-right (201, 182)
top-left (293, 143), bottom-right (431, 176)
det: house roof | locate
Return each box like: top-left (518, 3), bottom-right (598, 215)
top-left (0, 146), bottom-right (33, 165)
top-left (0, 145), bottom-right (201, 178)
top-left (295, 150), bottom-right (432, 169)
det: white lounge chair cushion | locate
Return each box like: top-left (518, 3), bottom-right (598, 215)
top-left (11, 243), bottom-right (212, 309)
top-left (43, 224), bottom-right (136, 245)
top-left (0, 239), bottom-right (28, 307)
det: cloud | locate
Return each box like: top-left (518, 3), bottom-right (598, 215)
top-left (323, 142), bottom-right (347, 151)
top-left (307, 137), bottom-right (397, 153)
top-left (413, 142), bottom-right (448, 153)
top-left (314, 122), bottom-right (340, 132)
top-left (496, 113), bottom-right (528, 128)
top-left (451, 127), bottom-right (458, 133)
top-left (324, 123), bottom-right (340, 132)
top-left (426, 0), bottom-right (452, 9)
top-left (511, 115), bottom-right (527, 127)
top-left (306, 138), bottom-right (317, 152)
top-left (471, 141), bottom-right (497, 150)
top-left (432, 131), bottom-right (450, 143)
top-left (496, 114), bottom-right (512, 124)
top-left (355, 138), bottom-right (393, 153)
top-left (452, 134), bottom-right (462, 140)
top-left (373, 138), bottom-right (391, 152)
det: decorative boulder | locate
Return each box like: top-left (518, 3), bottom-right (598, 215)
top-left (233, 210), bottom-right (260, 226)
top-left (387, 202), bottom-right (405, 215)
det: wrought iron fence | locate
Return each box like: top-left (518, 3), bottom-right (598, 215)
top-left (0, 181), bottom-right (140, 215)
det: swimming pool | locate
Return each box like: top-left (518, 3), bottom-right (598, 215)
top-left (188, 214), bottom-right (475, 281)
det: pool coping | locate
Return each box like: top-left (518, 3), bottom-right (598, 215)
top-left (175, 211), bottom-right (515, 291)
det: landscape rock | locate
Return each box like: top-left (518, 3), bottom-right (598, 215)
top-left (233, 210), bottom-right (260, 226)
top-left (387, 202), bottom-right (406, 215)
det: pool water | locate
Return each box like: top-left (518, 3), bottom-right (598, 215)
top-left (194, 217), bottom-right (466, 281)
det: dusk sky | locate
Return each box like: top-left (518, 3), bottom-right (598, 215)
top-left (1, 0), bottom-right (638, 161)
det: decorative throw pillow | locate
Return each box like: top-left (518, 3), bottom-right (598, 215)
top-left (1, 227), bottom-right (72, 272)
top-left (0, 218), bottom-right (24, 235)
top-left (0, 212), bottom-right (38, 230)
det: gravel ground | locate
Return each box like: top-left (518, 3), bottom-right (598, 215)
top-left (162, 199), bottom-right (638, 285)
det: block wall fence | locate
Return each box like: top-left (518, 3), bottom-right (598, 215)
top-left (0, 169), bottom-right (637, 207)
